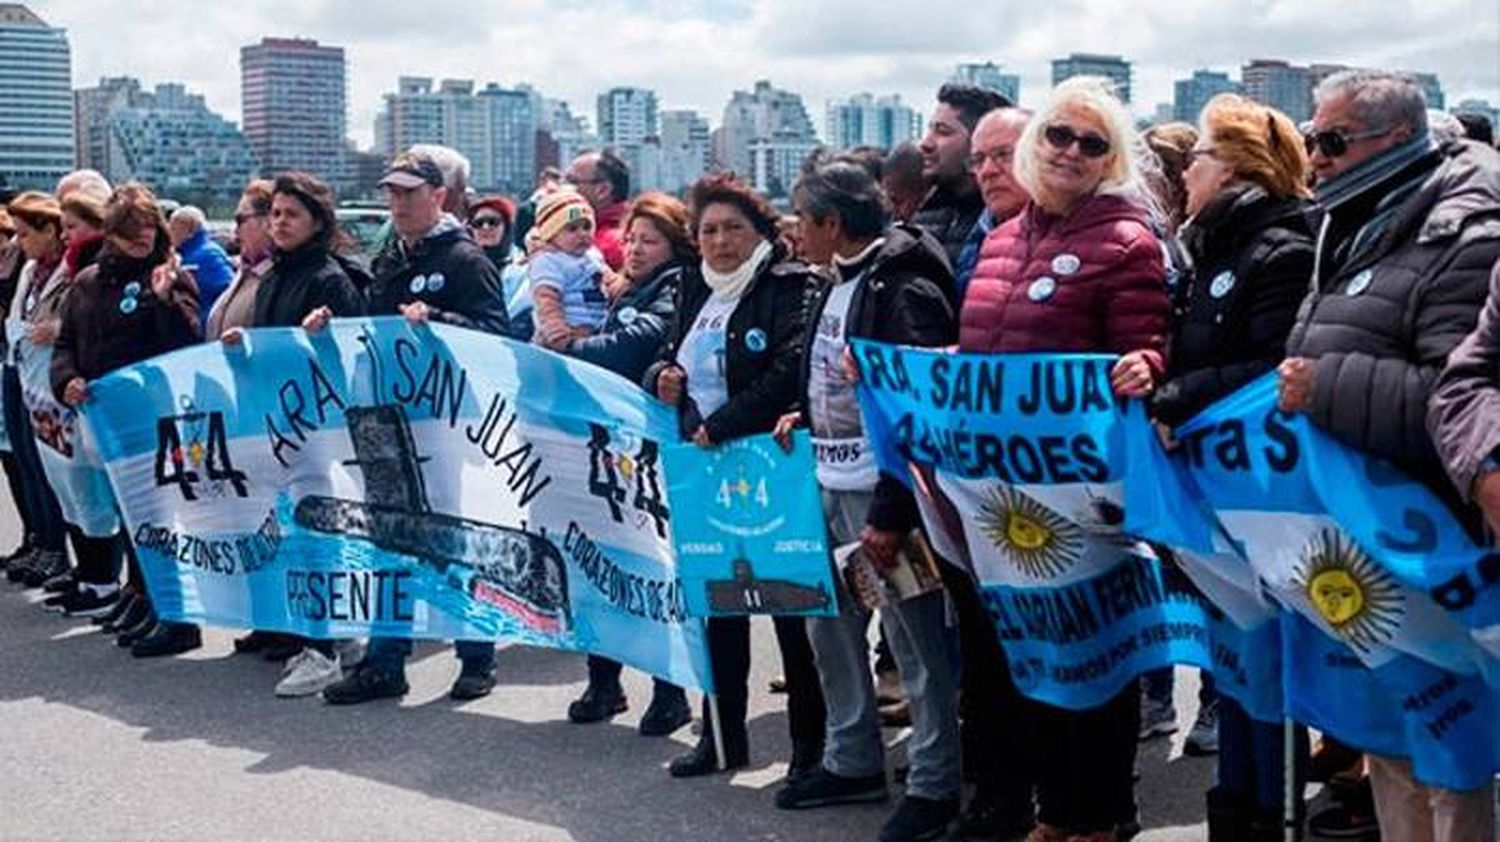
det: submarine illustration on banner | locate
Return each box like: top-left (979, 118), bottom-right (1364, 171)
top-left (704, 543), bottom-right (832, 615)
top-left (292, 402), bottom-right (571, 635)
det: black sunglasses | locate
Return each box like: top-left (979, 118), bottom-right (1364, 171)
top-left (1043, 124), bottom-right (1112, 159)
top-left (1303, 126), bottom-right (1391, 158)
top-left (469, 216), bottom-right (505, 230)
top-left (234, 211), bottom-right (264, 226)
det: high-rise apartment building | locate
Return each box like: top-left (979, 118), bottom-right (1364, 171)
top-left (73, 76), bottom-right (256, 204)
top-left (951, 62), bottom-right (1021, 104)
top-left (714, 80), bottom-right (817, 186)
top-left (1173, 70), bottom-right (1241, 123)
top-left (0, 4), bottom-right (73, 189)
top-left (373, 77), bottom-right (539, 194)
top-left (825, 94), bottom-right (921, 151)
top-left (658, 109), bottom-right (711, 194)
top-left (1052, 53), bottom-right (1132, 103)
top-left (1242, 59), bottom-right (1313, 122)
top-left (240, 37), bottom-right (348, 187)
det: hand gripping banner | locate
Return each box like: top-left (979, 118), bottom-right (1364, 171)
top-left (81, 317), bottom-right (712, 692)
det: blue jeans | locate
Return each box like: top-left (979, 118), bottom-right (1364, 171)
top-left (364, 637), bottom-right (496, 677)
top-left (1217, 696), bottom-right (1307, 812)
top-left (2, 367), bottom-right (63, 551)
top-left (806, 488), bottom-right (962, 800)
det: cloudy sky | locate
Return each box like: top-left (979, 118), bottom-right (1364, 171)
top-left (34, 0), bottom-right (1500, 148)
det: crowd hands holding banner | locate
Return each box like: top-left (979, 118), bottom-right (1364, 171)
top-left (0, 66), bottom-right (1498, 842)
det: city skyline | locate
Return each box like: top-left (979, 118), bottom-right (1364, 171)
top-left (30, 0), bottom-right (1500, 149)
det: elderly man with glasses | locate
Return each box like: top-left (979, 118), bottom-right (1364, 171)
top-left (1278, 68), bottom-right (1500, 842)
top-left (563, 149), bottom-right (631, 271)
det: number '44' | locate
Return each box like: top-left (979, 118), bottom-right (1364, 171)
top-left (154, 411), bottom-right (248, 501)
top-left (716, 476), bottom-right (770, 509)
top-left (587, 423), bottom-right (670, 538)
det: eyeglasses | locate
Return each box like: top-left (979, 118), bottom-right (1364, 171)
top-left (1043, 124), bottom-right (1112, 159)
top-left (234, 212), bottom-right (265, 226)
top-left (1303, 126), bottom-right (1391, 158)
top-left (967, 147), bottom-right (1016, 170)
top-left (470, 216), bottom-right (505, 230)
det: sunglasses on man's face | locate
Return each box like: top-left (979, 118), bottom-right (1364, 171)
top-left (1303, 126), bottom-right (1391, 158)
top-left (1043, 124), bottom-right (1112, 159)
top-left (470, 216), bottom-right (505, 230)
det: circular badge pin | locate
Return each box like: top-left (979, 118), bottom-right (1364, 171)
top-left (1346, 269), bottom-right (1373, 297)
top-left (1209, 270), bottom-right (1237, 299)
top-left (425, 273), bottom-right (446, 292)
top-left (617, 306), bottom-right (639, 326)
top-left (409, 274), bottom-right (428, 294)
top-left (118, 296), bottom-right (138, 315)
top-left (1051, 254), bottom-right (1081, 276)
top-left (1028, 276), bottom-right (1057, 303)
top-left (744, 328), bottom-right (768, 353)
top-left (123, 282), bottom-right (142, 297)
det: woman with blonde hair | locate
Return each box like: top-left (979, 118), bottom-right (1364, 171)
top-left (1148, 93), bottom-right (1316, 841)
top-left (963, 75), bottom-right (1170, 841)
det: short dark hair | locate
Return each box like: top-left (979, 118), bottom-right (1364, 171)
top-left (596, 149), bottom-right (631, 201)
top-left (840, 145), bottom-right (887, 181)
top-left (687, 173), bottom-right (780, 241)
top-left (936, 83), bottom-right (1011, 132)
top-left (273, 171), bottom-right (345, 254)
top-left (793, 161), bottom-right (891, 240)
top-left (1454, 112), bottom-right (1494, 146)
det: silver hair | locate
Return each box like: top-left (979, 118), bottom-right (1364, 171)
top-left (1314, 70), bottom-right (1429, 137)
top-left (169, 205), bottom-right (206, 233)
top-left (55, 169), bottom-right (112, 204)
top-left (974, 106), bottom-right (1034, 135)
top-left (1427, 109), bottom-right (1464, 144)
top-left (1014, 76), bottom-right (1163, 219)
top-left (409, 143), bottom-right (471, 192)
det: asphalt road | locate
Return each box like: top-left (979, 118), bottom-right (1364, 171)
top-left (0, 499), bottom-right (1223, 842)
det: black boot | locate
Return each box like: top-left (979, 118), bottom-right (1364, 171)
top-left (638, 685), bottom-right (692, 737)
top-left (669, 716), bottom-right (748, 778)
top-left (131, 621), bottom-right (202, 657)
top-left (116, 608), bottom-right (158, 647)
top-left (1249, 807), bottom-right (1296, 842)
top-left (567, 679), bottom-right (627, 723)
top-left (1206, 787), bottom-right (1250, 842)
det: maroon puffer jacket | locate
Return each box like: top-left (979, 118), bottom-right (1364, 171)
top-left (959, 193), bottom-right (1169, 365)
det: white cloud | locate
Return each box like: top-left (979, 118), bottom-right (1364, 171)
top-left (37, 0), bottom-right (1500, 149)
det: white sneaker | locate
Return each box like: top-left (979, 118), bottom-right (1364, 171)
top-left (275, 649), bottom-right (342, 697)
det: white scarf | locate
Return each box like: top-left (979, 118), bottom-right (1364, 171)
top-left (701, 239), bottom-right (773, 301)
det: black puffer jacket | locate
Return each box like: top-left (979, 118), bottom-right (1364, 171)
top-left (253, 245), bottom-right (367, 327)
top-left (910, 180), bottom-right (979, 288)
top-left (795, 224), bottom-right (957, 532)
top-left (567, 259), bottom-right (681, 383)
top-left (1152, 186), bottom-right (1315, 426)
top-left (1285, 140), bottom-right (1500, 492)
top-left (367, 221), bottom-right (510, 336)
top-left (644, 245), bottom-right (821, 443)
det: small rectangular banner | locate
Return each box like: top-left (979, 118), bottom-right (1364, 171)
top-left (663, 431), bottom-right (837, 617)
top-left (81, 318), bottom-right (713, 692)
top-left (852, 340), bottom-right (1213, 709)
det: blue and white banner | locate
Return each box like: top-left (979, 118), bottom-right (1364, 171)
top-left (664, 431), bottom-right (837, 618)
top-left (853, 342), bottom-right (1213, 709)
top-left (81, 317), bottom-right (712, 692)
top-left (16, 325), bottom-right (122, 537)
top-left (1142, 373), bottom-right (1500, 788)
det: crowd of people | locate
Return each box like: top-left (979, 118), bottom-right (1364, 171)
top-left (1, 68), bottom-right (1498, 842)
